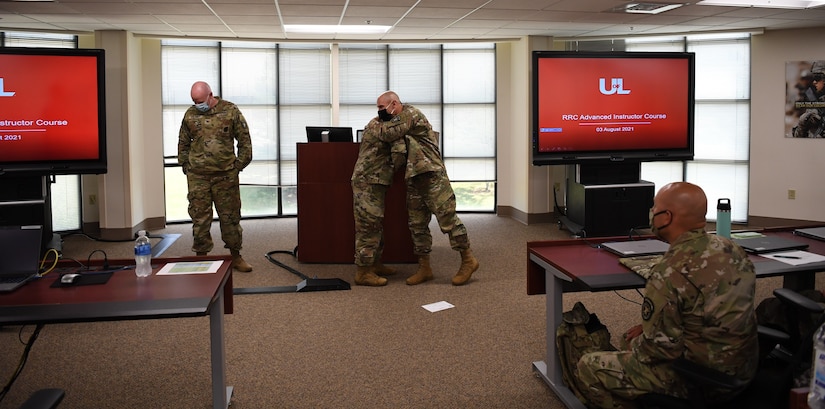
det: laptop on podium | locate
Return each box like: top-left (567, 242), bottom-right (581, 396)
top-left (0, 225), bottom-right (44, 292)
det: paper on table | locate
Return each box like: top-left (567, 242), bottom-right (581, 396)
top-left (422, 301), bottom-right (454, 313)
top-left (156, 260), bottom-right (224, 275)
top-left (761, 251), bottom-right (825, 266)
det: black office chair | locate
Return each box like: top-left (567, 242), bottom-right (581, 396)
top-left (639, 287), bottom-right (825, 409)
top-left (17, 389), bottom-right (64, 409)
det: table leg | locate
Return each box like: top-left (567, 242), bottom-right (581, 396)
top-left (530, 254), bottom-right (587, 409)
top-left (210, 289), bottom-right (233, 409)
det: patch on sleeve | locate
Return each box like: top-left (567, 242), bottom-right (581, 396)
top-left (641, 297), bottom-right (654, 321)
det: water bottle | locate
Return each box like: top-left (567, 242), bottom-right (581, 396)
top-left (134, 230), bottom-right (152, 278)
top-left (809, 323), bottom-right (825, 408)
top-left (716, 198), bottom-right (731, 238)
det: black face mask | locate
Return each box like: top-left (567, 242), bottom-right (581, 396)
top-left (378, 108), bottom-right (394, 122)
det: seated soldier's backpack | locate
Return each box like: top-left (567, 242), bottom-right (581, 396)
top-left (556, 301), bottom-right (616, 403)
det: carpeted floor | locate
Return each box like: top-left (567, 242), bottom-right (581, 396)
top-left (0, 214), bottom-right (805, 408)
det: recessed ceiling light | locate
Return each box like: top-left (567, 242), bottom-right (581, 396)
top-left (697, 0), bottom-right (825, 8)
top-left (284, 25), bottom-right (391, 34)
top-left (610, 2), bottom-right (686, 14)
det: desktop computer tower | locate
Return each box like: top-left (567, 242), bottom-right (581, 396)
top-left (566, 179), bottom-right (655, 237)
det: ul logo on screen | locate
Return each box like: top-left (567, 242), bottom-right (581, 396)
top-left (599, 78), bottom-right (631, 95)
top-left (0, 78), bottom-right (15, 97)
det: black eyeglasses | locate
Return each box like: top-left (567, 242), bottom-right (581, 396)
top-left (813, 73), bottom-right (825, 82)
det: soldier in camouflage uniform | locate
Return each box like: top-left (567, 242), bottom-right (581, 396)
top-left (792, 60), bottom-right (825, 138)
top-left (573, 182), bottom-right (759, 408)
top-left (374, 91), bottom-right (479, 286)
top-left (350, 118), bottom-right (407, 286)
top-left (178, 81), bottom-right (253, 272)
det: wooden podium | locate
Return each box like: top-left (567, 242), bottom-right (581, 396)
top-left (296, 142), bottom-right (415, 263)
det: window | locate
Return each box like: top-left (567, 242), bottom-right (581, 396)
top-left (627, 34), bottom-right (751, 222)
top-left (162, 41), bottom-right (497, 221)
top-left (442, 44), bottom-right (496, 211)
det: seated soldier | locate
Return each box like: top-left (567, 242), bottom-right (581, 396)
top-left (570, 182), bottom-right (759, 408)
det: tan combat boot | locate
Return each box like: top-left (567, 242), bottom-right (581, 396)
top-left (354, 265), bottom-right (387, 286)
top-left (373, 262), bottom-right (397, 277)
top-left (452, 248), bottom-right (478, 286)
top-left (406, 255), bottom-right (434, 285)
top-left (230, 250), bottom-right (253, 272)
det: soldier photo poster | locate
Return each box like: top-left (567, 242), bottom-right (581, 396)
top-left (785, 60), bottom-right (825, 138)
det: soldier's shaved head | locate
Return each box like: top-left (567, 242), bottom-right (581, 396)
top-left (190, 81), bottom-right (213, 105)
top-left (651, 182), bottom-right (707, 242)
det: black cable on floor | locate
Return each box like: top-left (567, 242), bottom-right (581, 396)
top-left (232, 246), bottom-right (350, 295)
top-left (0, 324), bottom-right (45, 404)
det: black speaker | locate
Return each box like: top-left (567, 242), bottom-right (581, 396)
top-left (567, 180), bottom-right (654, 237)
top-left (573, 162), bottom-right (641, 185)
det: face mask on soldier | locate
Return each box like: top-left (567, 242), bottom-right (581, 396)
top-left (649, 208), bottom-right (671, 239)
top-left (378, 109), bottom-right (394, 121)
top-left (378, 100), bottom-right (395, 121)
top-left (195, 96), bottom-right (210, 113)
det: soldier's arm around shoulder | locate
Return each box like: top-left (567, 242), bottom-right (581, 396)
top-left (377, 110), bottom-right (416, 143)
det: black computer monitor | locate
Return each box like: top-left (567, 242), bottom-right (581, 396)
top-left (305, 126), bottom-right (353, 142)
top-left (356, 129), bottom-right (364, 142)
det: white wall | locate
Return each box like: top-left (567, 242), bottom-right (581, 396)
top-left (81, 32), bottom-right (165, 239)
top-left (750, 27), bottom-right (825, 222)
top-left (494, 36), bottom-right (564, 223)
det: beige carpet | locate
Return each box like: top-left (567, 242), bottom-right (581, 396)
top-left (0, 214), bottom-right (802, 408)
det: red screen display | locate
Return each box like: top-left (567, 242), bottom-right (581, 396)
top-left (532, 52), bottom-right (693, 164)
top-left (0, 54), bottom-right (101, 163)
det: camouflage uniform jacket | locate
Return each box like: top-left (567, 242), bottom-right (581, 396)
top-left (377, 104), bottom-right (444, 180)
top-left (178, 97), bottom-right (252, 175)
top-left (351, 118), bottom-right (404, 185)
top-left (632, 228), bottom-right (759, 382)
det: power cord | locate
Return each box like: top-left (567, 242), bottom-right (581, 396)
top-left (0, 324), bottom-right (45, 404)
top-left (613, 288), bottom-right (645, 306)
top-left (85, 249), bottom-right (110, 271)
top-left (264, 246), bottom-right (309, 280)
top-left (38, 248), bottom-right (60, 277)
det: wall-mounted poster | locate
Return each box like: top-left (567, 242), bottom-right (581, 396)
top-left (786, 60), bottom-right (825, 138)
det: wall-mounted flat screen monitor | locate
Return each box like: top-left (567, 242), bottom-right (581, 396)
top-left (531, 51), bottom-right (695, 166)
top-left (0, 47), bottom-right (107, 175)
top-left (306, 126), bottom-right (353, 143)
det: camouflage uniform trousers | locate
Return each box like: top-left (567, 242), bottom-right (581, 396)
top-left (576, 349), bottom-right (688, 409)
top-left (186, 170), bottom-right (243, 253)
top-left (406, 169), bottom-right (469, 255)
top-left (352, 179), bottom-right (389, 267)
